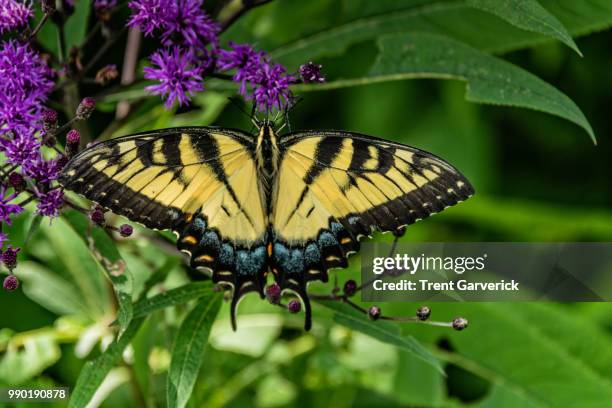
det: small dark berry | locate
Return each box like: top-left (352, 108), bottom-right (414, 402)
top-left (3, 275), bottom-right (19, 291)
top-left (416, 306), bottom-right (431, 321)
top-left (119, 224), bottom-right (133, 237)
top-left (393, 226), bottom-right (406, 237)
top-left (95, 65), bottom-right (119, 85)
top-left (266, 283), bottom-right (281, 304)
top-left (76, 97), bottom-right (96, 119)
top-left (343, 280), bottom-right (357, 297)
top-left (1, 247), bottom-right (21, 271)
top-left (368, 306), bottom-right (381, 320)
top-left (287, 299), bottom-right (301, 313)
top-left (89, 207), bottom-right (105, 225)
top-left (452, 317), bottom-right (469, 331)
top-left (299, 61), bottom-right (325, 84)
top-left (7, 172), bottom-right (26, 192)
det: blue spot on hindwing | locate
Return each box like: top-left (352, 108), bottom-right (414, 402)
top-left (304, 243), bottom-right (321, 265)
top-left (318, 231), bottom-right (338, 248)
top-left (219, 243), bottom-right (234, 266)
top-left (236, 246), bottom-right (266, 276)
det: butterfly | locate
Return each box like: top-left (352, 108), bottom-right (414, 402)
top-left (59, 121), bottom-right (474, 330)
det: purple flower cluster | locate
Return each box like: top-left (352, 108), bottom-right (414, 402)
top-left (129, 0), bottom-right (219, 50)
top-left (144, 47), bottom-right (204, 108)
top-left (218, 43), bottom-right (295, 111)
top-left (0, 36), bottom-right (63, 261)
top-left (0, 0), bottom-right (32, 34)
top-left (128, 0), bottom-right (324, 111)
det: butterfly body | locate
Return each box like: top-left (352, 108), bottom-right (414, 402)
top-left (59, 123), bottom-right (474, 330)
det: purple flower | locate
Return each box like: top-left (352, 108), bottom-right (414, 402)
top-left (1, 246), bottom-right (20, 271)
top-left (23, 156), bottom-right (61, 184)
top-left (128, 0), bottom-right (169, 37)
top-left (218, 42), bottom-right (264, 95)
top-left (251, 63), bottom-right (294, 112)
top-left (0, 1), bottom-right (32, 34)
top-left (0, 186), bottom-right (23, 225)
top-left (128, 0), bottom-right (219, 49)
top-left (144, 46), bottom-right (204, 108)
top-left (0, 40), bottom-right (53, 159)
top-left (0, 130), bottom-right (40, 166)
top-left (161, 0), bottom-right (219, 50)
top-left (3, 274), bottom-right (19, 291)
top-left (217, 43), bottom-right (295, 111)
top-left (36, 188), bottom-right (64, 217)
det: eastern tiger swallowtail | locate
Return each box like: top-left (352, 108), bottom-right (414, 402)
top-left (59, 122), bottom-right (474, 330)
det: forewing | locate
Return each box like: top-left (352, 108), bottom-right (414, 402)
top-left (60, 128), bottom-right (269, 295)
top-left (272, 130), bottom-right (474, 284)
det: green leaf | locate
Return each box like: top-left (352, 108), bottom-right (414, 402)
top-left (18, 261), bottom-right (91, 317)
top-left (269, 0), bottom-right (612, 67)
top-left (316, 300), bottom-right (442, 374)
top-left (65, 0), bottom-right (92, 50)
top-left (68, 318), bottom-right (145, 408)
top-left (466, 0), bottom-right (581, 56)
top-left (434, 302), bottom-right (612, 406)
top-left (0, 332), bottom-right (61, 386)
top-left (305, 33), bottom-right (594, 142)
top-left (132, 281), bottom-right (214, 319)
top-left (63, 211), bottom-right (134, 334)
top-left (167, 292), bottom-right (222, 408)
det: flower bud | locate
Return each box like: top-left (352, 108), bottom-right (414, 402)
top-left (266, 283), bottom-right (281, 304)
top-left (42, 109), bottom-right (58, 132)
top-left (42, 0), bottom-right (56, 14)
top-left (3, 275), bottom-right (19, 291)
top-left (1, 247), bottom-right (21, 271)
top-left (452, 317), bottom-right (469, 331)
top-left (299, 62), bottom-right (325, 84)
top-left (119, 224), bottom-right (133, 237)
top-left (416, 306), bottom-right (431, 321)
top-left (66, 129), bottom-right (80, 156)
top-left (95, 64), bottom-right (119, 85)
top-left (343, 279), bottom-right (357, 297)
top-left (89, 207), bottom-right (105, 225)
top-left (7, 172), bottom-right (26, 193)
top-left (76, 97), bottom-right (96, 119)
top-left (368, 306), bottom-right (381, 320)
top-left (287, 299), bottom-right (301, 313)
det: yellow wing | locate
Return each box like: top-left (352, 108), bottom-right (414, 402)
top-left (59, 128), bottom-right (269, 280)
top-left (272, 131), bottom-right (474, 275)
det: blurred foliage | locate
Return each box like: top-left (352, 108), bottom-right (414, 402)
top-left (2, 0), bottom-right (612, 407)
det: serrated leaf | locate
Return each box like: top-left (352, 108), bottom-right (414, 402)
top-left (63, 211), bottom-right (134, 334)
top-left (299, 33), bottom-right (593, 142)
top-left (167, 292), bottom-right (222, 408)
top-left (466, 0), bottom-right (581, 56)
top-left (316, 300), bottom-right (442, 374)
top-left (68, 318), bottom-right (145, 408)
top-left (132, 281), bottom-right (214, 319)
